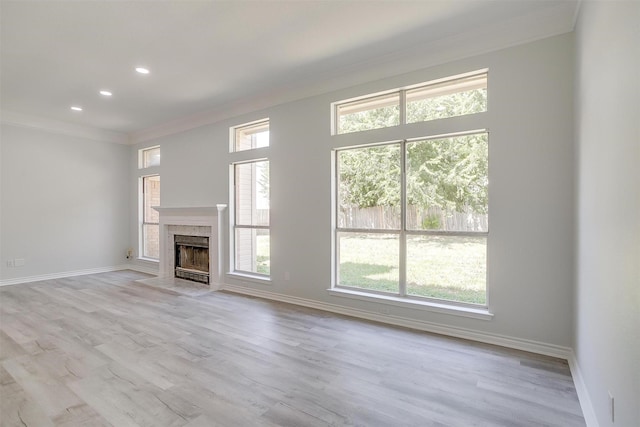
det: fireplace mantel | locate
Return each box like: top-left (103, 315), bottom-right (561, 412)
top-left (153, 205), bottom-right (227, 288)
top-left (153, 206), bottom-right (225, 218)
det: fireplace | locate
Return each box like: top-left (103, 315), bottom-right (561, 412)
top-left (174, 235), bottom-right (209, 284)
top-left (152, 205), bottom-right (227, 289)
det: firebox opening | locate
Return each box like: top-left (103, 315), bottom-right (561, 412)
top-left (174, 235), bottom-right (209, 284)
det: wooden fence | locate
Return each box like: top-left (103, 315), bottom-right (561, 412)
top-left (338, 205), bottom-right (487, 231)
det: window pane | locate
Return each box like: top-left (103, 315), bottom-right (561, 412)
top-left (406, 73), bottom-right (487, 123)
top-left (337, 232), bottom-right (399, 293)
top-left (143, 175), bottom-right (160, 223)
top-left (235, 161), bottom-right (269, 226)
top-left (337, 145), bottom-right (401, 229)
top-left (235, 228), bottom-right (270, 275)
top-left (407, 235), bottom-right (486, 304)
top-left (143, 224), bottom-right (160, 259)
top-left (337, 92), bottom-right (400, 134)
top-left (406, 133), bottom-right (488, 231)
top-left (234, 120), bottom-right (269, 151)
top-left (142, 147), bottom-right (160, 168)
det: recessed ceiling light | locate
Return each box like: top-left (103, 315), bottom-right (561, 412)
top-left (99, 90), bottom-right (112, 96)
top-left (70, 106), bottom-right (83, 111)
top-left (135, 67), bottom-right (150, 74)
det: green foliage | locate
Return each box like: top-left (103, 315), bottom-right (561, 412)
top-left (337, 90), bottom-right (488, 215)
top-left (421, 214), bottom-right (441, 230)
top-left (406, 134), bottom-right (488, 214)
top-left (338, 145), bottom-right (401, 208)
top-left (339, 105), bottom-right (399, 134)
top-left (338, 135), bottom-right (488, 214)
top-left (406, 88), bottom-right (486, 123)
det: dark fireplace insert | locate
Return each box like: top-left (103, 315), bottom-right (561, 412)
top-left (174, 235), bottom-right (209, 284)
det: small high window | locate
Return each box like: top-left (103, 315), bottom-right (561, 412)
top-left (406, 72), bottom-right (487, 123)
top-left (140, 146), bottom-right (160, 168)
top-left (333, 70), bottom-right (487, 135)
top-left (232, 119), bottom-right (269, 152)
top-left (336, 92), bottom-right (400, 134)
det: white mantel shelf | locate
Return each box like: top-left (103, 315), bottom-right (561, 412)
top-left (152, 205), bottom-right (227, 217)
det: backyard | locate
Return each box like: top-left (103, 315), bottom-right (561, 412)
top-left (338, 233), bottom-right (487, 304)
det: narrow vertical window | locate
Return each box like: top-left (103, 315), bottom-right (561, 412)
top-left (230, 119), bottom-right (270, 278)
top-left (139, 146), bottom-right (160, 260)
top-left (233, 160), bottom-right (270, 275)
top-left (142, 175), bottom-right (160, 259)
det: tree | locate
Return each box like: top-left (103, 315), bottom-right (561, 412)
top-left (338, 89), bottom-right (488, 217)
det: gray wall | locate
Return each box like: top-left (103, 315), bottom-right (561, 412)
top-left (131, 33), bottom-right (576, 348)
top-left (574, 2), bottom-right (640, 426)
top-left (0, 124), bottom-right (130, 281)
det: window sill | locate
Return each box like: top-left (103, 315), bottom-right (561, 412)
top-left (137, 257), bottom-right (159, 263)
top-left (226, 271), bottom-right (272, 285)
top-left (327, 288), bottom-right (493, 320)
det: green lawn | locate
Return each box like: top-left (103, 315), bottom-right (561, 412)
top-left (338, 234), bottom-right (486, 304)
top-left (256, 233), bottom-right (270, 275)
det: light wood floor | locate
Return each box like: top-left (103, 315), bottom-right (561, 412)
top-left (0, 270), bottom-right (585, 426)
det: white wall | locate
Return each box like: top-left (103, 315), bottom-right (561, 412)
top-left (132, 33), bottom-right (576, 349)
top-left (574, 2), bottom-right (640, 426)
top-left (0, 124), bottom-right (130, 282)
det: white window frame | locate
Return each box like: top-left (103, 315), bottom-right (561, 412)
top-left (138, 146), bottom-right (160, 261)
top-left (139, 145), bottom-right (160, 169)
top-left (230, 118), bottom-right (270, 152)
top-left (332, 69), bottom-right (487, 135)
top-left (139, 174), bottom-right (160, 261)
top-left (334, 131), bottom-right (488, 308)
top-left (229, 119), bottom-right (270, 281)
top-left (331, 70), bottom-right (490, 313)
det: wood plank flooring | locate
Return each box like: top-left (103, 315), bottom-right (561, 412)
top-left (0, 270), bottom-right (585, 426)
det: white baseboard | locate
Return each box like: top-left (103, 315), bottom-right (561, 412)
top-left (568, 350), bottom-right (599, 427)
top-left (221, 283), bottom-right (573, 360)
top-left (0, 265), bottom-right (131, 287)
top-left (126, 263), bottom-right (159, 276)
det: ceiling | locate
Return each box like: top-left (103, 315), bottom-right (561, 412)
top-left (0, 0), bottom-right (579, 142)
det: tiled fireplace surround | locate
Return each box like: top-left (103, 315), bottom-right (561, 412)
top-left (153, 205), bottom-right (227, 288)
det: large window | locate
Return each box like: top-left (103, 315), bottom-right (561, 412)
top-left (139, 146), bottom-right (160, 260)
top-left (231, 120), bottom-right (270, 277)
top-left (333, 70), bottom-right (488, 306)
top-left (336, 133), bottom-right (488, 305)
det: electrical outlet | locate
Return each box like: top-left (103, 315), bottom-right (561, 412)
top-left (608, 391), bottom-right (615, 423)
top-left (6, 259), bottom-right (14, 268)
top-left (14, 258), bottom-right (25, 267)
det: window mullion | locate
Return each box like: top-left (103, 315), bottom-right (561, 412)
top-left (399, 140), bottom-right (407, 297)
top-left (399, 89), bottom-right (407, 125)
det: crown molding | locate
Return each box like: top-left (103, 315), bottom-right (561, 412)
top-left (1, 110), bottom-right (129, 144)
